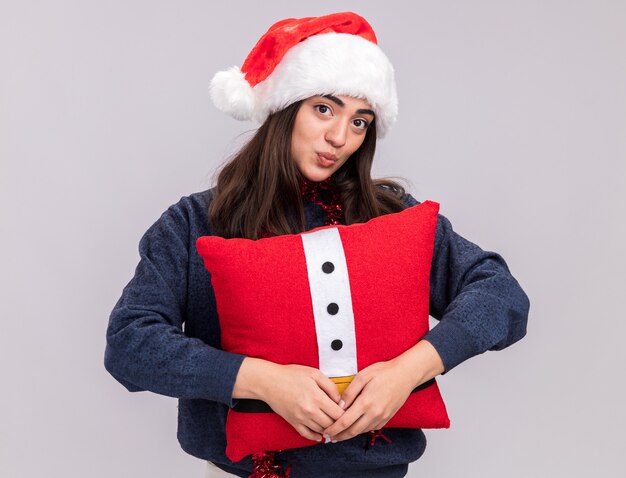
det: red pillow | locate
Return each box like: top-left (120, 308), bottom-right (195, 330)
top-left (196, 200), bottom-right (449, 462)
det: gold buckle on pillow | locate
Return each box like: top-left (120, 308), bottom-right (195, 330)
top-left (330, 375), bottom-right (355, 394)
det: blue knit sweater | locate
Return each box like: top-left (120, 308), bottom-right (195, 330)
top-left (104, 188), bottom-right (529, 478)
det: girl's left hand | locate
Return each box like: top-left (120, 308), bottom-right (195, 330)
top-left (321, 356), bottom-right (415, 442)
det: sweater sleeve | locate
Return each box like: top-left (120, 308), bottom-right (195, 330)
top-left (103, 203), bottom-right (245, 406)
top-left (404, 195), bottom-right (530, 374)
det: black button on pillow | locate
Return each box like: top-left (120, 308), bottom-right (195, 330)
top-left (322, 261), bottom-right (335, 273)
top-left (327, 303), bottom-right (339, 315)
top-left (331, 339), bottom-right (343, 351)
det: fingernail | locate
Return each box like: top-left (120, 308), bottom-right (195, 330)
top-left (331, 439), bottom-right (337, 443)
top-left (339, 399), bottom-right (346, 409)
top-left (324, 434), bottom-right (331, 444)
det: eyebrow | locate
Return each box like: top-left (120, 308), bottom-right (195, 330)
top-left (322, 94), bottom-right (375, 117)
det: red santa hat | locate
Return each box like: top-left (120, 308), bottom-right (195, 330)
top-left (209, 12), bottom-right (398, 137)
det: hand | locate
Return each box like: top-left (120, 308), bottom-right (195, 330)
top-left (322, 339), bottom-right (445, 442)
top-left (265, 363), bottom-right (346, 442)
top-left (235, 359), bottom-right (345, 442)
top-left (321, 357), bottom-right (415, 442)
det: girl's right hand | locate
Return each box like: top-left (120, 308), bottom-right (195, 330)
top-left (233, 358), bottom-right (345, 442)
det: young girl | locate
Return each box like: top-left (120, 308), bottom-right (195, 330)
top-left (104, 12), bottom-right (529, 478)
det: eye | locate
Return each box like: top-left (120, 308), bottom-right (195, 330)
top-left (352, 118), bottom-right (369, 130)
top-left (314, 104), bottom-right (332, 116)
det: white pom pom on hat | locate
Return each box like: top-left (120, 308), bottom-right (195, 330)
top-left (209, 12), bottom-right (398, 137)
top-left (209, 67), bottom-right (257, 121)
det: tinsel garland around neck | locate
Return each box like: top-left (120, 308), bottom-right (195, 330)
top-left (250, 452), bottom-right (291, 478)
top-left (298, 174), bottom-right (344, 226)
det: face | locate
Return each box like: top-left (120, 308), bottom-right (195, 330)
top-left (290, 95), bottom-right (375, 182)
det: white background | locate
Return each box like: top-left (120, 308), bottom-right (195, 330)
top-left (1, 1), bottom-right (625, 477)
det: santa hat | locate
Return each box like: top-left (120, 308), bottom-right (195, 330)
top-left (209, 12), bottom-right (398, 137)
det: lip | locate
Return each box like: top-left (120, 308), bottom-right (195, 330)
top-left (317, 152), bottom-right (337, 161)
top-left (316, 153), bottom-right (337, 168)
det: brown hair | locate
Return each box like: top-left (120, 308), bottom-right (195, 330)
top-left (209, 100), bottom-right (408, 239)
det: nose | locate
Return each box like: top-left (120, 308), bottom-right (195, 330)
top-left (324, 120), bottom-right (348, 148)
